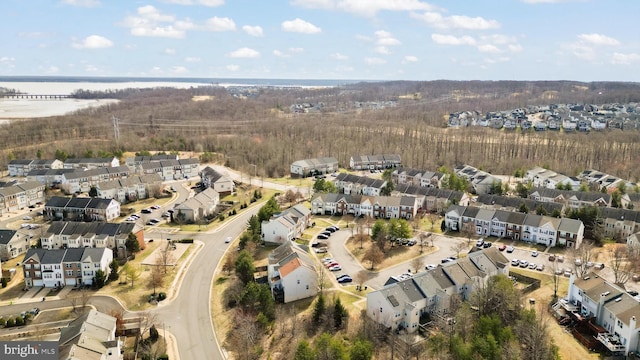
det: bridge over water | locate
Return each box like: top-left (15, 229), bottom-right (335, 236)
top-left (0, 94), bottom-right (72, 100)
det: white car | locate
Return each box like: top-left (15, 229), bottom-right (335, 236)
top-left (425, 264), bottom-right (437, 271)
top-left (329, 265), bottom-right (342, 271)
top-left (225, 237), bottom-right (232, 243)
top-left (23, 216), bottom-right (32, 220)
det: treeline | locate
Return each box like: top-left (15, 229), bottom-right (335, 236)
top-left (2, 81), bottom-right (640, 181)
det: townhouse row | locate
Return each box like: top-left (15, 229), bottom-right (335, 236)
top-left (391, 167), bottom-right (446, 189)
top-left (22, 247), bottom-right (113, 288)
top-left (366, 247), bottom-right (509, 333)
top-left (311, 193), bottom-right (420, 220)
top-left (44, 196), bottom-right (121, 222)
top-left (0, 181), bottom-right (45, 215)
top-left (8, 158), bottom-right (119, 176)
top-left (40, 221), bottom-right (141, 251)
top-left (445, 205), bottom-right (585, 248)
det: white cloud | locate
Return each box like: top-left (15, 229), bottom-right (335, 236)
top-left (402, 55), bottom-right (418, 64)
top-left (364, 57), bottom-right (386, 65)
top-left (0, 56), bottom-right (16, 63)
top-left (331, 53), bottom-right (348, 60)
top-left (228, 47), bottom-right (260, 58)
top-left (477, 44), bottom-right (501, 53)
top-left (411, 12), bottom-right (500, 30)
top-left (375, 30), bottom-right (401, 46)
top-left (226, 64), bottom-right (240, 71)
top-left (164, 48), bottom-right (176, 55)
top-left (159, 0), bottom-right (224, 6)
top-left (291, 0), bottom-right (437, 17)
top-left (289, 47), bottom-right (304, 53)
top-left (205, 17), bottom-right (236, 31)
top-left (122, 6), bottom-right (187, 38)
top-left (171, 66), bottom-right (189, 74)
top-left (61, 0), bottom-right (100, 7)
top-left (577, 33), bottom-right (620, 46)
top-left (508, 44), bottom-right (523, 52)
top-left (242, 25), bottom-right (263, 37)
top-left (431, 34), bottom-right (476, 46)
top-left (273, 50), bottom-right (289, 58)
top-left (611, 52), bottom-right (640, 65)
top-left (84, 64), bottom-right (99, 72)
top-left (281, 18), bottom-right (322, 34)
top-left (374, 46), bottom-right (390, 54)
top-left (72, 35), bottom-right (113, 49)
top-left (184, 57), bottom-right (201, 62)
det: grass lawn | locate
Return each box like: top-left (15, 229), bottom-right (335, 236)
top-left (0, 253), bottom-right (27, 303)
top-left (345, 235), bottom-right (438, 271)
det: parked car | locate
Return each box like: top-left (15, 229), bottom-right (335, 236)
top-left (548, 254), bottom-right (556, 261)
top-left (407, 240), bottom-right (416, 246)
top-left (531, 251), bottom-right (539, 257)
top-left (330, 225), bottom-right (340, 231)
top-left (498, 244), bottom-right (506, 251)
top-left (506, 246), bottom-right (515, 253)
top-left (337, 276), bottom-right (353, 283)
top-left (315, 248), bottom-right (328, 254)
top-left (476, 239), bottom-right (484, 247)
top-left (326, 262), bottom-right (339, 268)
top-left (151, 205), bottom-right (161, 210)
top-left (311, 241), bottom-right (320, 248)
top-left (519, 260), bottom-right (529, 268)
top-left (528, 262), bottom-right (537, 269)
top-left (317, 234), bottom-right (329, 240)
top-left (141, 208), bottom-right (152, 214)
top-left (325, 227), bottom-right (337, 233)
top-left (536, 264), bottom-right (545, 271)
top-left (483, 242), bottom-right (492, 248)
top-left (557, 256), bottom-right (564, 262)
top-left (441, 258), bottom-right (453, 264)
top-left (322, 258), bottom-right (334, 264)
top-left (329, 265), bottom-right (342, 271)
top-left (555, 268), bottom-right (563, 275)
top-left (564, 269), bottom-right (573, 277)
top-left (574, 259), bottom-right (582, 266)
top-left (425, 264), bottom-right (437, 270)
top-left (594, 263), bottom-right (605, 270)
top-left (23, 216), bottom-right (32, 220)
top-left (29, 307), bottom-right (40, 316)
top-left (511, 259), bottom-right (519, 266)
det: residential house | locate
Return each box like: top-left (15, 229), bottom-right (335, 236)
top-left (8, 159), bottom-right (65, 177)
top-left (529, 188), bottom-right (611, 209)
top-left (601, 208), bottom-right (640, 241)
top-left (63, 157), bottom-right (120, 169)
top-left (311, 193), bottom-right (418, 220)
top-left (366, 247), bottom-right (509, 333)
top-left (445, 205), bottom-right (584, 248)
top-left (60, 166), bottom-right (131, 194)
top-left (267, 242), bottom-right (318, 303)
top-left (173, 188), bottom-right (220, 223)
top-left (58, 309), bottom-right (123, 360)
top-left (0, 229), bottom-right (29, 261)
top-left (44, 197), bottom-right (121, 222)
top-left (95, 174), bottom-right (163, 203)
top-left (393, 184), bottom-right (469, 213)
top-left (262, 204), bottom-right (312, 245)
top-left (0, 181), bottom-right (46, 214)
top-left (40, 221), bottom-right (139, 250)
top-left (454, 164), bottom-right (501, 195)
top-left (392, 168), bottom-right (446, 188)
top-left (26, 168), bottom-right (75, 187)
top-left (199, 166), bottom-right (235, 195)
top-left (561, 273), bottom-right (640, 355)
top-left (125, 154), bottom-right (178, 168)
top-left (475, 193), bottom-right (564, 215)
top-left (349, 154), bottom-right (402, 170)
top-left (22, 247), bottom-right (112, 288)
top-left (136, 159), bottom-right (200, 180)
top-left (333, 173), bottom-right (386, 196)
top-left (290, 157), bottom-right (339, 177)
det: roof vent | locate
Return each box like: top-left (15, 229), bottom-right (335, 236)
top-left (583, 276), bottom-right (590, 280)
top-left (615, 298), bottom-right (622, 302)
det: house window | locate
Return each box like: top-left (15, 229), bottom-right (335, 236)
top-left (66, 270), bottom-right (73, 276)
top-left (297, 280), bottom-right (300, 284)
top-left (24, 264), bottom-right (31, 270)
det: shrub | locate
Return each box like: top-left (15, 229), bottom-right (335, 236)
top-left (6, 317), bottom-right (15, 327)
top-left (157, 355), bottom-right (169, 360)
top-left (157, 292), bottom-right (167, 301)
top-left (149, 324), bottom-right (159, 342)
top-left (15, 316), bottom-right (24, 326)
top-left (218, 214), bottom-right (225, 221)
top-left (0, 317), bottom-right (5, 327)
top-left (1, 278), bottom-right (7, 288)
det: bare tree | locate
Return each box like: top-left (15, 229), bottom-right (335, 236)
top-left (418, 232), bottom-right (430, 254)
top-left (159, 242), bottom-right (176, 274)
top-left (363, 245), bottom-right (384, 270)
top-left (316, 262), bottom-right (328, 294)
top-left (460, 221), bottom-right (476, 246)
top-left (609, 244), bottom-right (633, 286)
top-left (222, 252), bottom-right (237, 276)
top-left (454, 242), bottom-right (469, 258)
top-left (149, 264), bottom-right (164, 296)
top-left (572, 241), bottom-right (596, 278)
top-left (550, 260), bottom-right (561, 300)
top-left (411, 257), bottom-right (424, 274)
top-left (427, 213), bottom-right (439, 231)
top-left (355, 270), bottom-right (369, 291)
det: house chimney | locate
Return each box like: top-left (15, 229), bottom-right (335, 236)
top-left (632, 316), bottom-right (637, 331)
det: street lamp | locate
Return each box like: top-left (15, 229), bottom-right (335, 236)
top-left (448, 317), bottom-right (456, 353)
top-left (249, 164), bottom-right (257, 186)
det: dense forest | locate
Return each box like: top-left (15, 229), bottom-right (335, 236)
top-left (2, 80), bottom-right (640, 180)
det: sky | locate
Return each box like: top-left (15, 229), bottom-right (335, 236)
top-left (1, 0), bottom-right (639, 81)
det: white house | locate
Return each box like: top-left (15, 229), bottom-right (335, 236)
top-left (200, 167), bottom-right (235, 195)
top-left (262, 204), bottom-right (311, 245)
top-left (58, 309), bottom-right (123, 360)
top-left (0, 229), bottom-right (29, 261)
top-left (561, 273), bottom-right (640, 355)
top-left (290, 157), bottom-right (339, 177)
top-left (22, 247), bottom-right (112, 288)
top-left (267, 242), bottom-right (318, 303)
top-left (173, 188), bottom-right (220, 223)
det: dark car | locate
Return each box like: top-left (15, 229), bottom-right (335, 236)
top-left (483, 242), bottom-right (492, 248)
top-left (325, 227), bottom-right (337, 233)
top-left (337, 276), bottom-right (353, 283)
top-left (317, 234), bottom-right (329, 240)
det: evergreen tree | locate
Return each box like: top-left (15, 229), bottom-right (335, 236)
top-left (294, 340), bottom-right (316, 360)
top-left (108, 259), bottom-right (119, 281)
top-left (333, 297), bottom-right (348, 329)
top-left (312, 294), bottom-right (326, 325)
